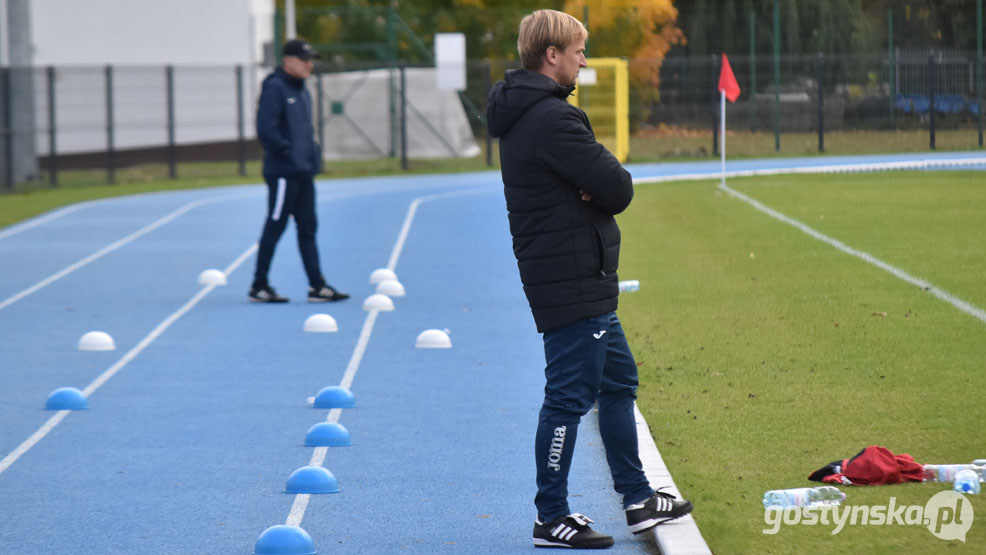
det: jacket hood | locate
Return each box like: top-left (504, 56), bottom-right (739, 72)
top-left (486, 69), bottom-right (574, 138)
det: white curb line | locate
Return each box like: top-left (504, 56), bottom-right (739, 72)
top-left (635, 403), bottom-right (712, 554)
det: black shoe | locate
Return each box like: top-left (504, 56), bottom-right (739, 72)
top-left (308, 284), bottom-right (350, 302)
top-left (625, 488), bottom-right (693, 534)
top-left (533, 513), bottom-right (614, 549)
top-left (248, 285), bottom-right (289, 303)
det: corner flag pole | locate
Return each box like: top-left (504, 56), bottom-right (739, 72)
top-left (720, 89), bottom-right (726, 187)
top-left (717, 53), bottom-right (741, 187)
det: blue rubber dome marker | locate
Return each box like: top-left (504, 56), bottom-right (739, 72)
top-left (254, 524), bottom-right (316, 555)
top-left (304, 422), bottom-right (352, 447)
top-left (313, 386), bottom-right (355, 409)
top-left (285, 466), bottom-right (339, 494)
top-left (45, 387), bottom-right (89, 410)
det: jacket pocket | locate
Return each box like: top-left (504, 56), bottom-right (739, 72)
top-left (591, 223), bottom-right (608, 278)
top-left (592, 220), bottom-right (620, 276)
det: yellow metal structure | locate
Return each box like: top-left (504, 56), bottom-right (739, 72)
top-left (569, 57), bottom-right (629, 162)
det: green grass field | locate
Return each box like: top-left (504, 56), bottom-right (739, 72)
top-left (619, 171), bottom-right (986, 553)
top-left (629, 128), bottom-right (985, 161)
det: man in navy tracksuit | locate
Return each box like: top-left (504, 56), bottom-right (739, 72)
top-left (486, 10), bottom-right (692, 549)
top-left (249, 38), bottom-right (349, 304)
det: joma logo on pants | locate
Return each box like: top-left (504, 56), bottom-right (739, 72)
top-left (547, 426), bottom-right (567, 471)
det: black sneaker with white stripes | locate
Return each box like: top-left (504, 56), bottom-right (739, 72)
top-left (248, 285), bottom-right (289, 303)
top-left (625, 487), bottom-right (693, 534)
top-left (533, 513), bottom-right (614, 549)
top-left (308, 284), bottom-right (350, 302)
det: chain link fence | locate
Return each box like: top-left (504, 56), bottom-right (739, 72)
top-left (1, 64), bottom-right (263, 188)
top-left (639, 49), bottom-right (984, 159)
top-left (1, 49), bottom-right (983, 189)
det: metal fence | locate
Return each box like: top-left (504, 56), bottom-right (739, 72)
top-left (646, 49), bottom-right (984, 155)
top-left (0, 60), bottom-right (489, 189)
top-left (0, 64), bottom-right (262, 188)
top-left (1, 49), bottom-right (983, 189)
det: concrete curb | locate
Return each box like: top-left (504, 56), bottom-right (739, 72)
top-left (635, 403), bottom-right (713, 555)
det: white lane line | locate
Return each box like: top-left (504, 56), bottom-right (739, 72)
top-left (0, 185), bottom-right (268, 242)
top-left (0, 411), bottom-right (71, 475)
top-left (386, 199), bottom-right (421, 271)
top-left (81, 285), bottom-right (216, 396)
top-left (0, 203), bottom-right (89, 241)
top-left (386, 187), bottom-right (494, 272)
top-left (633, 156), bottom-right (986, 185)
top-left (285, 185), bottom-right (496, 528)
top-left (0, 245), bottom-right (255, 476)
top-left (0, 192), bottom-right (256, 312)
top-left (718, 181), bottom-right (986, 325)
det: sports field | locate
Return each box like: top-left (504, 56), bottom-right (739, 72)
top-left (621, 169), bottom-right (986, 553)
top-left (0, 153), bottom-right (984, 554)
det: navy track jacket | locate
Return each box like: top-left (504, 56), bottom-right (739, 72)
top-left (256, 67), bottom-right (323, 178)
top-left (487, 69), bottom-right (634, 333)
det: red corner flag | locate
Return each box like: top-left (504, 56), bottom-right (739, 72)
top-left (718, 53), bottom-right (741, 102)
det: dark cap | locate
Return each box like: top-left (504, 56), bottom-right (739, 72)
top-left (283, 38), bottom-right (319, 60)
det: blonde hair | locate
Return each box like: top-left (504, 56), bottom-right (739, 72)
top-left (517, 9), bottom-right (588, 71)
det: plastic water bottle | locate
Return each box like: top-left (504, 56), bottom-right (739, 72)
top-left (923, 464), bottom-right (973, 483)
top-left (618, 280), bottom-right (639, 293)
top-left (974, 460), bottom-right (986, 480)
top-left (953, 469), bottom-right (981, 494)
top-left (762, 486), bottom-right (845, 509)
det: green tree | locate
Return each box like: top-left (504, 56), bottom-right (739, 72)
top-left (673, 0), bottom-right (977, 57)
top-left (866, 0), bottom-right (981, 51)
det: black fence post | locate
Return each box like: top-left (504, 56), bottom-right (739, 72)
top-left (749, 11), bottom-right (757, 132)
top-left (399, 62), bottom-right (408, 171)
top-left (166, 65), bottom-right (177, 179)
top-left (773, 0), bottom-right (781, 152)
top-left (2, 68), bottom-right (12, 189)
top-left (978, 0), bottom-right (984, 147)
top-left (816, 53), bottom-right (824, 153)
top-left (711, 54), bottom-right (719, 157)
top-left (315, 70), bottom-right (325, 163)
top-left (235, 65), bottom-right (246, 177)
top-left (484, 61), bottom-right (493, 167)
top-left (928, 53), bottom-right (936, 150)
top-left (888, 8), bottom-right (895, 126)
top-left (105, 65), bottom-right (115, 184)
top-left (47, 66), bottom-right (57, 186)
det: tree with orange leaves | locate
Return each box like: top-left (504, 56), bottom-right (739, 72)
top-left (563, 0), bottom-right (683, 87)
top-left (563, 0), bottom-right (684, 128)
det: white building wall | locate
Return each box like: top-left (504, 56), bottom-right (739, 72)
top-left (20, 0), bottom-right (276, 155)
top-left (31, 0), bottom-right (269, 66)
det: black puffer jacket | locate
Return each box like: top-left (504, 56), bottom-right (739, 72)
top-left (487, 69), bottom-right (633, 332)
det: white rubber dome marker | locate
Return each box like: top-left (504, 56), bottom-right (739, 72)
top-left (369, 268), bottom-right (397, 284)
top-left (362, 294), bottom-right (394, 311)
top-left (197, 269), bottom-right (227, 286)
top-left (376, 280), bottom-right (405, 297)
top-left (78, 331), bottom-right (115, 351)
top-left (303, 314), bottom-right (338, 333)
top-left (415, 329), bottom-right (452, 349)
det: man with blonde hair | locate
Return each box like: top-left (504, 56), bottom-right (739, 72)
top-left (487, 9), bottom-right (692, 549)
